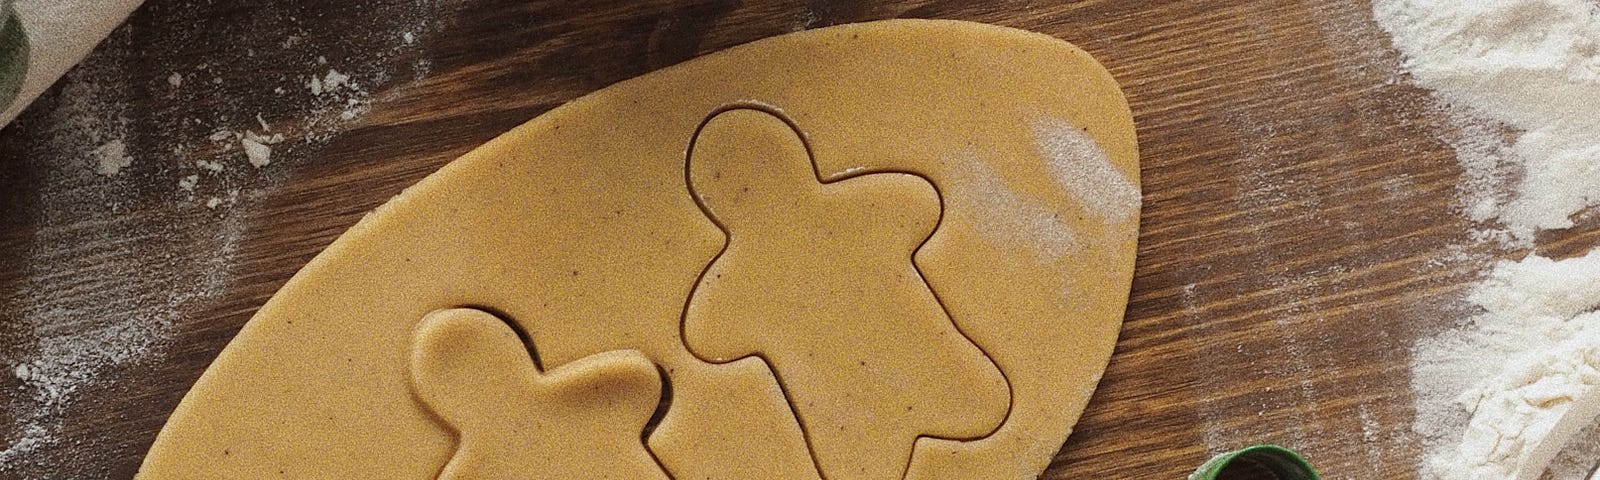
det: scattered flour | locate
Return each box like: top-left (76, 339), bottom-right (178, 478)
top-left (1374, 0), bottom-right (1600, 478)
top-left (322, 69), bottom-right (350, 92)
top-left (305, 69), bottom-right (352, 96)
top-left (0, 57), bottom-right (234, 473)
top-left (195, 159), bottom-right (224, 173)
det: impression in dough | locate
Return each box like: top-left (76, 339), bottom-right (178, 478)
top-left (409, 308), bottom-right (669, 479)
top-left (137, 19), bottom-right (1139, 480)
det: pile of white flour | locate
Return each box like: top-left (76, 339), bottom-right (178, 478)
top-left (1372, 0), bottom-right (1600, 478)
top-left (1375, 0), bottom-right (1600, 243)
top-left (1414, 253), bottom-right (1600, 478)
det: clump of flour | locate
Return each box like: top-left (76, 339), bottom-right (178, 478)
top-left (92, 139), bottom-right (132, 176)
top-left (1373, 0), bottom-right (1600, 478)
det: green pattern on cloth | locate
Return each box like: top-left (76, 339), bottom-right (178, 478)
top-left (0, 0), bottom-right (28, 112)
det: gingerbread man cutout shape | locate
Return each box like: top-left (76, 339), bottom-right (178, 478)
top-left (683, 107), bottom-right (1011, 480)
top-left (408, 308), bottom-right (670, 480)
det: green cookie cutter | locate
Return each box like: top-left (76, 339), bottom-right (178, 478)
top-left (0, 0), bottom-right (28, 113)
top-left (1190, 445), bottom-right (1320, 480)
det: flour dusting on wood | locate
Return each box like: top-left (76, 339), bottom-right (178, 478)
top-left (0, 1), bottom-right (448, 477)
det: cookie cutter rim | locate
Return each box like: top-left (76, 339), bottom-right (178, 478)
top-left (1189, 444), bottom-right (1320, 480)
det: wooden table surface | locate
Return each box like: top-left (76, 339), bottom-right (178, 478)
top-left (5, 1), bottom-right (1591, 479)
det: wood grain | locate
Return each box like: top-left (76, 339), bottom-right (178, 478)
top-left (2, 1), bottom-right (1591, 479)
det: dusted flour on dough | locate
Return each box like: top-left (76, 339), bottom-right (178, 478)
top-left (1034, 118), bottom-right (1141, 225)
top-left (950, 156), bottom-right (1081, 263)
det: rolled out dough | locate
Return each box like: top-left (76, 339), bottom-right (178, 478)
top-left (138, 19), bottom-right (1139, 480)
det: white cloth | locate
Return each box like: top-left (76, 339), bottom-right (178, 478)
top-left (0, 0), bottom-right (144, 129)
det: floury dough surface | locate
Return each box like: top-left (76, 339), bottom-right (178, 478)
top-left (137, 19), bottom-right (1139, 480)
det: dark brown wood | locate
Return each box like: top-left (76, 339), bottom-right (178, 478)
top-left (1, 1), bottom-right (1583, 478)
